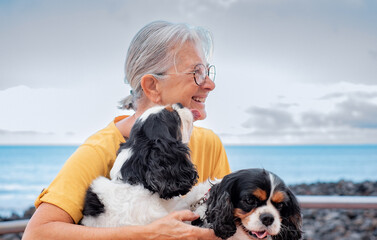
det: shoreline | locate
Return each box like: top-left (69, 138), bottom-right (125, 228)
top-left (1, 180), bottom-right (377, 240)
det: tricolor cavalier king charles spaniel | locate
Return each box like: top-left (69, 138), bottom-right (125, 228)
top-left (81, 103), bottom-right (198, 227)
top-left (185, 168), bottom-right (302, 240)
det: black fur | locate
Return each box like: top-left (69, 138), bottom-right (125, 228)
top-left (118, 106), bottom-right (198, 199)
top-left (206, 183), bottom-right (236, 239)
top-left (82, 104), bottom-right (197, 222)
top-left (272, 188), bottom-right (302, 240)
top-left (204, 168), bottom-right (302, 240)
top-left (82, 187), bottom-right (105, 217)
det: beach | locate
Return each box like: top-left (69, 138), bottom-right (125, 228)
top-left (1, 180), bottom-right (376, 240)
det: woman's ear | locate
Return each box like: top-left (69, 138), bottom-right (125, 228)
top-left (140, 74), bottom-right (161, 104)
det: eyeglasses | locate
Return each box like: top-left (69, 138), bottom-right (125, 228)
top-left (157, 64), bottom-right (216, 86)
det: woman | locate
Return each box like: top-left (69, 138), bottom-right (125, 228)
top-left (23, 21), bottom-right (231, 240)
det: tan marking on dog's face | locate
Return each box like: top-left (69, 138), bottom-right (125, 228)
top-left (271, 191), bottom-right (286, 203)
top-left (234, 208), bottom-right (256, 219)
top-left (165, 106), bottom-right (174, 112)
top-left (253, 188), bottom-right (267, 201)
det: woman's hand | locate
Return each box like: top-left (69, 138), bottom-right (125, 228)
top-left (142, 210), bottom-right (219, 240)
top-left (24, 203), bottom-right (218, 240)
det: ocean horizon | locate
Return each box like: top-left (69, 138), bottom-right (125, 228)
top-left (1, 144), bottom-right (377, 217)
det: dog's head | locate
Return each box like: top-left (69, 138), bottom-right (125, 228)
top-left (205, 168), bottom-right (302, 240)
top-left (135, 103), bottom-right (194, 144)
top-left (112, 103), bottom-right (198, 199)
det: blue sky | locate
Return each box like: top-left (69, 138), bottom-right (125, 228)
top-left (1, 0), bottom-right (377, 145)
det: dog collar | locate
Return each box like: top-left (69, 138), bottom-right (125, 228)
top-left (190, 189), bottom-right (210, 211)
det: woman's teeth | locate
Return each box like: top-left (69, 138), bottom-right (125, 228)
top-left (192, 97), bottom-right (205, 103)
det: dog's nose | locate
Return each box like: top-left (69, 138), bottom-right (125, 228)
top-left (260, 213), bottom-right (274, 226)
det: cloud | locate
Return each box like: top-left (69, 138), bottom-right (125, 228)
top-left (0, 129), bottom-right (53, 136)
top-left (235, 89), bottom-right (377, 144)
top-left (0, 0), bottom-right (173, 90)
top-left (0, 84), bottom-right (129, 143)
top-left (0, 129), bottom-right (79, 145)
top-left (1, 1), bottom-right (377, 145)
top-left (242, 106), bottom-right (297, 131)
top-left (328, 96), bottom-right (377, 129)
top-left (1, 0), bottom-right (377, 91)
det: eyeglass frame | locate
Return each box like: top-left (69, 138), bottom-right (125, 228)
top-left (156, 64), bottom-right (216, 86)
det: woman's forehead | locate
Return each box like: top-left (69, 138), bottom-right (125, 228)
top-left (173, 42), bottom-right (207, 70)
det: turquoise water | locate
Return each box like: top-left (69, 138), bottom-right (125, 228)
top-left (0, 145), bottom-right (77, 217)
top-left (226, 145), bottom-right (377, 184)
top-left (1, 144), bottom-right (376, 216)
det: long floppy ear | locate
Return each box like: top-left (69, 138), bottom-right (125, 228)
top-left (144, 139), bottom-right (198, 199)
top-left (273, 188), bottom-right (302, 240)
top-left (205, 182), bottom-right (237, 239)
top-left (120, 138), bottom-right (198, 199)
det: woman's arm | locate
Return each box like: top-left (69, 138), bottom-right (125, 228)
top-left (23, 203), bottom-right (218, 240)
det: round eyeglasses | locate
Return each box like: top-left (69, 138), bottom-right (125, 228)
top-left (157, 64), bottom-right (216, 86)
top-left (186, 64), bottom-right (216, 86)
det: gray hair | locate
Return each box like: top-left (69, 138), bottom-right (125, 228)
top-left (119, 21), bottom-right (214, 110)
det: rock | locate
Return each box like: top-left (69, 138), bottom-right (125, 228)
top-left (22, 207), bottom-right (35, 219)
top-left (289, 181), bottom-right (377, 240)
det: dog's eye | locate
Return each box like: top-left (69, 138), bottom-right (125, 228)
top-left (244, 197), bottom-right (257, 206)
top-left (274, 202), bottom-right (285, 210)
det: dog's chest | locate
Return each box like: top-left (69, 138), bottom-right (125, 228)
top-left (82, 177), bottom-right (176, 227)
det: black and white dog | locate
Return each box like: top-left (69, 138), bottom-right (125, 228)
top-left (184, 169), bottom-right (302, 240)
top-left (81, 103), bottom-right (198, 227)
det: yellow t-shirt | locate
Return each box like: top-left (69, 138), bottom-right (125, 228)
top-left (35, 116), bottom-right (231, 224)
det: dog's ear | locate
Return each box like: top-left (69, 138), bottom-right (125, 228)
top-left (205, 182), bottom-right (237, 239)
top-left (119, 107), bottom-right (197, 199)
top-left (121, 138), bottom-right (198, 199)
top-left (273, 188), bottom-right (302, 240)
top-left (145, 139), bottom-right (198, 199)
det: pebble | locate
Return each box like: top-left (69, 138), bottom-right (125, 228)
top-left (290, 180), bottom-right (377, 240)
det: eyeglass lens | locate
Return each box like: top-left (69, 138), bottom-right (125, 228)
top-left (195, 65), bottom-right (215, 85)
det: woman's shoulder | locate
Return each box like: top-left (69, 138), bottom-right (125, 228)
top-left (191, 126), bottom-right (222, 146)
top-left (82, 117), bottom-right (126, 151)
top-left (192, 125), bottom-right (216, 137)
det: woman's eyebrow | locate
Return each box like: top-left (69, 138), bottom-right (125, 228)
top-left (186, 63), bottom-right (209, 70)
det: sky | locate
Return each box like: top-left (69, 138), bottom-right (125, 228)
top-left (1, 0), bottom-right (377, 145)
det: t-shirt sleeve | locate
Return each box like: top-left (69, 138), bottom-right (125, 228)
top-left (34, 121), bottom-right (125, 223)
top-left (189, 127), bottom-right (231, 183)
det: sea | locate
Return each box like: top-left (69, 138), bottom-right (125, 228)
top-left (1, 144), bottom-right (377, 217)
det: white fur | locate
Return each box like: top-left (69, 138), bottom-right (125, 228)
top-left (81, 177), bottom-right (182, 227)
top-left (82, 104), bottom-right (195, 228)
top-left (81, 179), bottom-right (215, 228)
top-left (241, 205), bottom-right (281, 236)
top-left (139, 103), bottom-right (193, 144)
top-left (233, 173), bottom-right (282, 239)
top-left (138, 105), bottom-right (165, 122)
top-left (231, 230), bottom-right (274, 240)
top-left (172, 104), bottom-right (194, 144)
top-left (181, 179), bottom-right (279, 240)
top-left (177, 179), bottom-right (220, 218)
top-left (110, 148), bottom-right (132, 180)
top-left (184, 174), bottom-right (285, 240)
